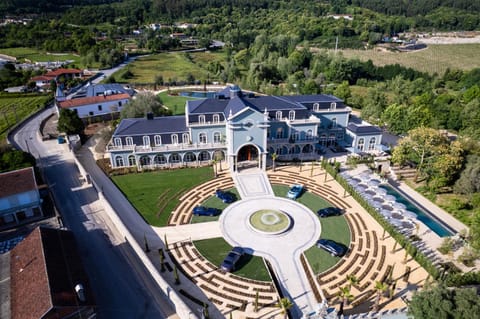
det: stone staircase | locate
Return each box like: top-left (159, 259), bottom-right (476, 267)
top-left (390, 165), bottom-right (417, 180)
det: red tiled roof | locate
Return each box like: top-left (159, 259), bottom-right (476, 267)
top-left (47, 68), bottom-right (82, 76)
top-left (0, 167), bottom-right (37, 198)
top-left (10, 227), bottom-right (95, 319)
top-left (30, 75), bottom-right (54, 82)
top-left (58, 93), bottom-right (131, 108)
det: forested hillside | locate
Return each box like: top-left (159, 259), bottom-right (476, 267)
top-left (0, 0), bottom-right (121, 14)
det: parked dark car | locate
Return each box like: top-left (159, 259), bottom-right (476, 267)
top-left (220, 247), bottom-right (244, 272)
top-left (316, 239), bottom-right (347, 257)
top-left (287, 184), bottom-right (304, 199)
top-left (215, 189), bottom-right (236, 203)
top-left (317, 207), bottom-right (343, 218)
top-left (192, 206), bottom-right (222, 216)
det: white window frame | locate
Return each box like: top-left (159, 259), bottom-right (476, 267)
top-left (114, 138), bottom-right (122, 147)
top-left (154, 135), bottom-right (162, 146)
top-left (199, 132), bottom-right (207, 144)
top-left (115, 156), bottom-right (124, 167)
top-left (306, 129), bottom-right (313, 140)
top-left (313, 103), bottom-right (320, 112)
top-left (199, 114), bottom-right (206, 124)
top-left (142, 136), bottom-right (150, 147)
top-left (331, 117), bottom-right (337, 128)
top-left (213, 114), bottom-right (220, 123)
top-left (213, 132), bottom-right (221, 143)
top-left (358, 138), bottom-right (365, 151)
top-left (182, 133), bottom-right (190, 144)
top-left (126, 137), bottom-right (133, 146)
top-left (128, 155), bottom-right (136, 166)
top-left (276, 111), bottom-right (282, 120)
top-left (330, 102), bottom-right (337, 110)
top-left (288, 110), bottom-right (295, 121)
top-left (369, 137), bottom-right (376, 150)
top-left (171, 134), bottom-right (179, 145)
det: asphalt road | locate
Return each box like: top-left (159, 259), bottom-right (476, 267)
top-left (10, 107), bottom-right (171, 318)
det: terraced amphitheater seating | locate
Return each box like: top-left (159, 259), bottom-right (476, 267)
top-left (169, 241), bottom-right (278, 312)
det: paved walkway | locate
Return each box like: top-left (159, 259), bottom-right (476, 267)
top-left (220, 197), bottom-right (321, 318)
top-left (232, 169), bottom-right (274, 199)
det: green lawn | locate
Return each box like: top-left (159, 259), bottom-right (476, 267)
top-left (0, 94), bottom-right (52, 143)
top-left (194, 237), bottom-right (271, 281)
top-left (0, 47), bottom-right (82, 65)
top-left (190, 188), bottom-right (240, 223)
top-left (337, 43), bottom-right (480, 75)
top-left (113, 51), bottom-right (226, 83)
top-left (111, 167), bottom-right (213, 226)
top-left (272, 184), bottom-right (351, 274)
top-left (157, 91), bottom-right (200, 115)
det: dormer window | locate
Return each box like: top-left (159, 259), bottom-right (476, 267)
top-left (331, 117), bottom-right (337, 128)
top-left (182, 133), bottom-right (190, 144)
top-left (276, 111), bottom-right (282, 120)
top-left (154, 135), bottom-right (162, 146)
top-left (330, 102), bottom-right (337, 110)
top-left (213, 114), bottom-right (220, 123)
top-left (289, 110), bottom-right (295, 121)
top-left (143, 136), bottom-right (150, 147)
top-left (199, 115), bottom-right (205, 124)
top-left (313, 103), bottom-right (320, 112)
top-left (171, 134), bottom-right (178, 145)
top-left (126, 137), bottom-right (133, 146)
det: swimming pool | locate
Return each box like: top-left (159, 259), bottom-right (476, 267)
top-left (379, 184), bottom-right (454, 237)
top-left (179, 91), bottom-right (217, 98)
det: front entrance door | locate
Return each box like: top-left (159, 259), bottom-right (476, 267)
top-left (237, 145), bottom-right (259, 171)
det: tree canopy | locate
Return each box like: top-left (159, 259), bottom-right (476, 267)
top-left (408, 284), bottom-right (480, 319)
top-left (57, 108), bottom-right (85, 135)
top-left (120, 92), bottom-right (171, 118)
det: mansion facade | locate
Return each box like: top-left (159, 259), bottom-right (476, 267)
top-left (107, 86), bottom-right (382, 171)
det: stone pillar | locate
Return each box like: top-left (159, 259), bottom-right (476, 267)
top-left (262, 153), bottom-right (267, 171)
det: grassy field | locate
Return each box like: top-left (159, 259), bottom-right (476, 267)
top-left (194, 237), bottom-right (271, 281)
top-left (111, 166), bottom-right (213, 226)
top-left (337, 44), bottom-right (480, 75)
top-left (0, 47), bottom-right (81, 64)
top-left (0, 94), bottom-right (52, 143)
top-left (114, 51), bottom-right (225, 83)
top-left (190, 187), bottom-right (240, 223)
top-left (157, 91), bottom-right (199, 115)
top-left (272, 184), bottom-right (351, 273)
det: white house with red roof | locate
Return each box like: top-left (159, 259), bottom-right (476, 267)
top-left (30, 68), bottom-right (83, 90)
top-left (56, 92), bottom-right (131, 120)
top-left (0, 167), bottom-right (43, 228)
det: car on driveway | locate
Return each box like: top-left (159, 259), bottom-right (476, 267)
top-left (316, 239), bottom-right (347, 257)
top-left (287, 184), bottom-right (304, 199)
top-left (192, 206), bottom-right (222, 216)
top-left (220, 247), bottom-right (244, 272)
top-left (215, 189), bottom-right (236, 203)
top-left (317, 207), bottom-right (343, 217)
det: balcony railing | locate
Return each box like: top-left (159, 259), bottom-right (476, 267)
top-left (268, 137), bottom-right (318, 144)
top-left (108, 142), bottom-right (226, 153)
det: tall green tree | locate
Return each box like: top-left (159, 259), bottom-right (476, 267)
top-left (57, 108), bottom-right (85, 135)
top-left (120, 92), bottom-right (170, 119)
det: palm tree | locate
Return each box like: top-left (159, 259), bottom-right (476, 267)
top-left (276, 297), bottom-right (293, 319)
top-left (211, 159), bottom-right (218, 177)
top-left (339, 286), bottom-right (354, 306)
top-left (271, 152), bottom-right (278, 172)
top-left (346, 274), bottom-right (360, 290)
top-left (373, 281), bottom-right (389, 311)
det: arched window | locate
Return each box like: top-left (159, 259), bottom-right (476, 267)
top-left (182, 133), bottom-right (190, 144)
top-left (114, 138), bottom-right (122, 147)
top-left (198, 151), bottom-right (210, 161)
top-left (198, 115), bottom-right (205, 124)
top-left (171, 134), bottom-right (178, 145)
top-left (199, 132), bottom-right (207, 144)
top-left (288, 110), bottom-right (295, 121)
top-left (292, 131), bottom-right (299, 141)
top-left (139, 155), bottom-right (151, 166)
top-left (313, 103), bottom-right (320, 112)
top-left (126, 137), bottom-right (133, 146)
top-left (170, 153), bottom-right (180, 163)
top-left (115, 156), bottom-right (124, 167)
top-left (213, 114), bottom-right (220, 123)
top-left (276, 128), bottom-right (283, 139)
top-left (128, 155), bottom-right (136, 166)
top-left (331, 117), bottom-right (337, 128)
top-left (154, 135), bottom-right (162, 146)
top-left (213, 132), bottom-right (221, 143)
top-left (306, 129), bottom-right (313, 140)
top-left (184, 152), bottom-right (196, 162)
top-left (276, 111), bottom-right (282, 120)
top-left (154, 154), bottom-right (166, 165)
top-left (330, 102), bottom-right (337, 110)
top-left (302, 144), bottom-right (313, 153)
top-left (358, 138), bottom-right (365, 151)
top-left (142, 136), bottom-right (150, 147)
top-left (369, 137), bottom-right (376, 150)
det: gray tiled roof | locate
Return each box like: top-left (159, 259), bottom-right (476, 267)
top-left (114, 116), bottom-right (187, 136)
top-left (347, 123), bottom-right (382, 135)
